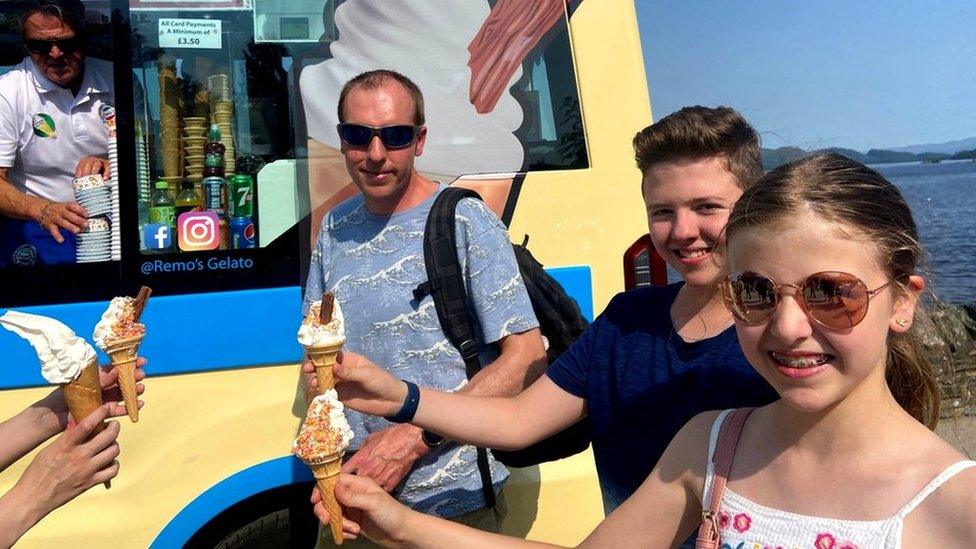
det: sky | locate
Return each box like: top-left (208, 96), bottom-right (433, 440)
top-left (634, 0), bottom-right (976, 151)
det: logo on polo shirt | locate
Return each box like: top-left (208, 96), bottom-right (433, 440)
top-left (12, 244), bottom-right (37, 266)
top-left (31, 113), bottom-right (56, 139)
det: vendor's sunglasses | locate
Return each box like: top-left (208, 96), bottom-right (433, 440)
top-left (337, 123), bottom-right (419, 149)
top-left (24, 37), bottom-right (83, 55)
top-left (721, 271), bottom-right (900, 329)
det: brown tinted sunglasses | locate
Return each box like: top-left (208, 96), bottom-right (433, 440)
top-left (721, 270), bottom-right (900, 330)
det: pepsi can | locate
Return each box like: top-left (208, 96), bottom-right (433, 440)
top-left (202, 176), bottom-right (225, 214)
top-left (230, 216), bottom-right (256, 249)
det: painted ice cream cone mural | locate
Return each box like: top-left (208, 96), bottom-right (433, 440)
top-left (93, 286), bottom-right (151, 422)
top-left (0, 311), bottom-right (109, 487)
top-left (294, 390), bottom-right (354, 545)
top-left (299, 0), bottom-right (571, 238)
top-left (298, 293), bottom-right (345, 393)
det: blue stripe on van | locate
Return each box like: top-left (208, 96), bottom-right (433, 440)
top-left (0, 267), bottom-right (592, 390)
top-left (150, 455), bottom-right (313, 548)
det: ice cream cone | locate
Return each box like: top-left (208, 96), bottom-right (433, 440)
top-left (310, 454), bottom-right (344, 545)
top-left (104, 335), bottom-right (144, 422)
top-left (60, 358), bottom-right (106, 434)
top-left (305, 341), bottom-right (343, 393)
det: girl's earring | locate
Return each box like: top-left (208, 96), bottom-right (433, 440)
top-left (895, 318), bottom-right (909, 327)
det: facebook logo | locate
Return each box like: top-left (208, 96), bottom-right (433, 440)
top-left (144, 223), bottom-right (172, 250)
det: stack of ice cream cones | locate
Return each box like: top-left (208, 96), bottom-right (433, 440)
top-left (158, 61), bottom-right (181, 178)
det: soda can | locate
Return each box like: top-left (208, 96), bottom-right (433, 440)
top-left (226, 175), bottom-right (254, 218)
top-left (219, 216), bottom-right (229, 250)
top-left (202, 176), bottom-right (225, 214)
top-left (230, 216), bottom-right (256, 249)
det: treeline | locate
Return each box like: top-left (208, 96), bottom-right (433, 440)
top-left (762, 146), bottom-right (976, 170)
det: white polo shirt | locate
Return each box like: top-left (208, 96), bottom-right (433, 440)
top-left (0, 57), bottom-right (114, 203)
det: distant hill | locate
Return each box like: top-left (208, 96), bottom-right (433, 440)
top-left (888, 136), bottom-right (976, 155)
top-left (761, 145), bottom-right (976, 170)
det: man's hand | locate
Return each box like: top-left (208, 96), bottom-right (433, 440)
top-left (342, 424), bottom-right (429, 492)
top-left (15, 405), bottom-right (120, 515)
top-left (75, 156), bottom-right (110, 179)
top-left (312, 474), bottom-right (416, 545)
top-left (332, 351), bottom-right (409, 417)
top-left (35, 200), bottom-right (88, 242)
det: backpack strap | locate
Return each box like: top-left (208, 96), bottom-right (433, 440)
top-left (416, 186), bottom-right (496, 508)
top-left (695, 407), bottom-right (754, 549)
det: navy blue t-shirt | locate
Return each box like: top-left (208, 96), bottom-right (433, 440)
top-left (546, 283), bottom-right (778, 512)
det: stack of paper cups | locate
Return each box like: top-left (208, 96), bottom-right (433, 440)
top-left (108, 136), bottom-right (120, 260)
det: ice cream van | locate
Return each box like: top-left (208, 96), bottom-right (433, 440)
top-left (0, 0), bottom-right (660, 545)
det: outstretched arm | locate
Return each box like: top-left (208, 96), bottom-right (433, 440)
top-left (312, 412), bottom-right (712, 548)
top-left (332, 351), bottom-right (585, 450)
top-left (0, 358), bottom-right (146, 472)
top-left (0, 405), bottom-right (121, 548)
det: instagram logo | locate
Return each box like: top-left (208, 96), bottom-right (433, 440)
top-left (178, 211), bottom-right (220, 251)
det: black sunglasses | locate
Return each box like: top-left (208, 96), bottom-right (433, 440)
top-left (24, 37), bottom-right (83, 55)
top-left (337, 123), bottom-right (419, 149)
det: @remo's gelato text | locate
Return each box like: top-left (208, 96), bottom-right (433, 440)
top-left (140, 257), bottom-right (254, 274)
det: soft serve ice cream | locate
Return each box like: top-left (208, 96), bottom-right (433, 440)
top-left (294, 389), bottom-right (354, 462)
top-left (0, 311), bottom-right (96, 383)
top-left (294, 388), bottom-right (353, 544)
top-left (93, 296), bottom-right (146, 350)
top-left (297, 295), bottom-right (345, 348)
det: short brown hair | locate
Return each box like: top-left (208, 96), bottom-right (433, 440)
top-left (633, 106), bottom-right (762, 188)
top-left (337, 69), bottom-right (425, 126)
top-left (727, 153), bottom-right (941, 429)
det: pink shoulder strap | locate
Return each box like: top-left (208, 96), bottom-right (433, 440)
top-left (695, 408), bottom-right (754, 549)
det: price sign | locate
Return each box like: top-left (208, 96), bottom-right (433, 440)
top-left (158, 19), bottom-right (222, 50)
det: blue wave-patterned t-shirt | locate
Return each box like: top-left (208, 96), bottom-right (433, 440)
top-left (303, 184), bottom-right (538, 517)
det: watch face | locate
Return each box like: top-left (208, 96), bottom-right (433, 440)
top-left (422, 430), bottom-right (445, 447)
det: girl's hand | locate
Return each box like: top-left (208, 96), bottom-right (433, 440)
top-left (16, 405), bottom-right (120, 515)
top-left (332, 352), bottom-right (408, 417)
top-left (311, 474), bottom-right (414, 547)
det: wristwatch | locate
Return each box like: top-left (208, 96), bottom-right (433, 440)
top-left (421, 429), bottom-right (445, 448)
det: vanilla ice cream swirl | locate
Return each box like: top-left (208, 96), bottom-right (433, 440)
top-left (1, 311), bottom-right (96, 384)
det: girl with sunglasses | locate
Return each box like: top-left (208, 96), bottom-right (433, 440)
top-left (314, 153), bottom-right (975, 547)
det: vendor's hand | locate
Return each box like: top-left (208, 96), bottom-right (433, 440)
top-left (334, 352), bottom-right (409, 417)
top-left (42, 358), bottom-right (148, 430)
top-left (35, 200), bottom-right (88, 242)
top-left (75, 156), bottom-right (110, 179)
top-left (14, 405), bottom-right (120, 516)
top-left (342, 424), bottom-right (428, 492)
top-left (312, 473), bottom-right (414, 546)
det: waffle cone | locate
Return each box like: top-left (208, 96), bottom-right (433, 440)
top-left (60, 358), bottom-right (105, 435)
top-left (305, 341), bottom-right (343, 393)
top-left (310, 455), bottom-right (344, 545)
top-left (104, 335), bottom-right (144, 422)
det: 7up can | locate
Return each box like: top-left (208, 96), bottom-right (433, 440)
top-left (226, 175), bottom-right (253, 218)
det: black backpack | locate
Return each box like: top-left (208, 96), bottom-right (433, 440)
top-left (414, 187), bottom-right (591, 507)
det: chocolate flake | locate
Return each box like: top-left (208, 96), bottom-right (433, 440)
top-left (319, 292), bottom-right (335, 324)
top-left (132, 286), bottom-right (152, 321)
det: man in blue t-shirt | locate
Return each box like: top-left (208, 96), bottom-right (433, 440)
top-left (301, 70), bottom-right (546, 536)
top-left (322, 107), bottom-right (778, 522)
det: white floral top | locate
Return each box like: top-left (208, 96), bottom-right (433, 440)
top-left (702, 410), bottom-right (976, 549)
